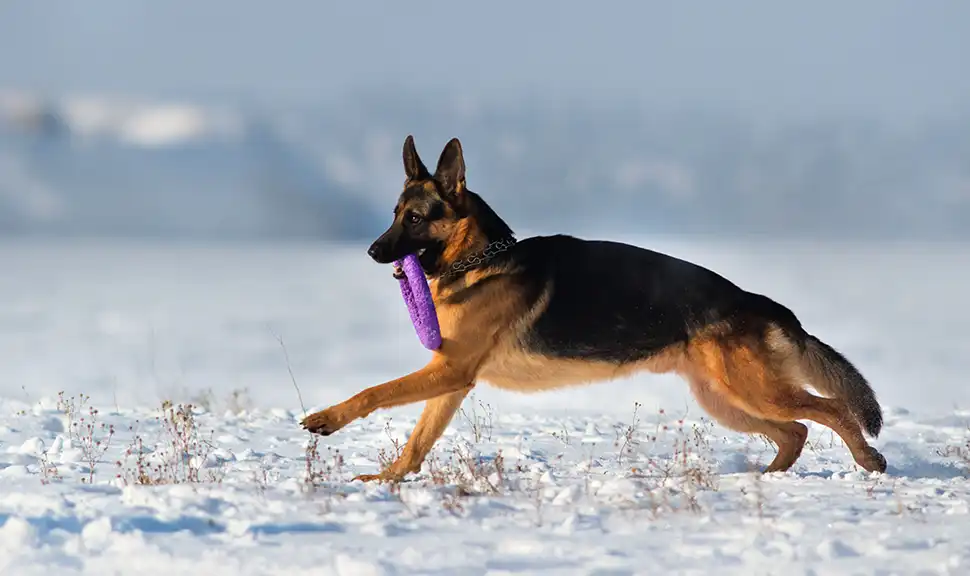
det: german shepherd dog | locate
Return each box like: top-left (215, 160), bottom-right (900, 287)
top-left (302, 136), bottom-right (887, 482)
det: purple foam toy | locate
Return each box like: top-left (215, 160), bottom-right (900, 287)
top-left (393, 253), bottom-right (442, 350)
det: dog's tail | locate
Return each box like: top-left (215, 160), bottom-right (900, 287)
top-left (742, 291), bottom-right (883, 438)
top-left (799, 334), bottom-right (883, 437)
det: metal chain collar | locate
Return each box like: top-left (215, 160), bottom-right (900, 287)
top-left (442, 237), bottom-right (518, 277)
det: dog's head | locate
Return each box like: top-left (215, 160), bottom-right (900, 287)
top-left (367, 136), bottom-right (472, 272)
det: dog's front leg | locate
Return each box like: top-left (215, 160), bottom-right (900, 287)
top-left (301, 356), bottom-right (473, 437)
top-left (353, 386), bottom-right (472, 483)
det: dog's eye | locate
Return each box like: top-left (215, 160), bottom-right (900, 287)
top-left (408, 213), bottom-right (424, 224)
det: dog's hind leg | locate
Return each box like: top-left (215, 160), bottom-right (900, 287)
top-left (689, 337), bottom-right (887, 473)
top-left (771, 392), bottom-right (886, 473)
top-left (688, 376), bottom-right (808, 472)
top-left (354, 387), bottom-right (472, 483)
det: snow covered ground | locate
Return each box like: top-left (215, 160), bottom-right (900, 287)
top-left (1, 237), bottom-right (970, 575)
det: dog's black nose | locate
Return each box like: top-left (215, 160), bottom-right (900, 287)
top-left (367, 243), bottom-right (381, 260)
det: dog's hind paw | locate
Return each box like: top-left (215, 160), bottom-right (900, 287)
top-left (860, 446), bottom-right (888, 474)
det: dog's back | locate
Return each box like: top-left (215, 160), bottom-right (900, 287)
top-left (494, 234), bottom-right (798, 363)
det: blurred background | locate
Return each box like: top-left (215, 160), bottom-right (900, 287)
top-left (1, 1), bottom-right (969, 414)
top-left (2, 0), bottom-right (968, 242)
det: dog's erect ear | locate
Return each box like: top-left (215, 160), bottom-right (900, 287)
top-left (403, 135), bottom-right (431, 181)
top-left (433, 138), bottom-right (466, 198)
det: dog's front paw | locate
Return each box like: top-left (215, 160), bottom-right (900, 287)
top-left (301, 408), bottom-right (349, 436)
top-left (353, 467), bottom-right (415, 484)
top-left (353, 455), bottom-right (422, 484)
top-left (353, 472), bottom-right (402, 484)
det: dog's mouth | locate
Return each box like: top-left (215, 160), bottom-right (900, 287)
top-left (391, 249), bottom-right (427, 279)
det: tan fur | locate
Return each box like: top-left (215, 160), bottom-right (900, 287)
top-left (687, 377), bottom-right (808, 472)
top-left (438, 217), bottom-right (477, 265)
top-left (303, 261), bottom-right (886, 480)
top-left (480, 345), bottom-right (687, 393)
top-left (353, 388), bottom-right (471, 482)
top-left (301, 268), bottom-right (528, 449)
top-left (302, 138), bottom-right (886, 482)
top-left (681, 332), bottom-right (885, 472)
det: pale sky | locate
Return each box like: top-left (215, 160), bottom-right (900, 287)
top-left (1, 0), bottom-right (968, 123)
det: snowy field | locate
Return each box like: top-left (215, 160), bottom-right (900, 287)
top-left (1, 237), bottom-right (970, 575)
